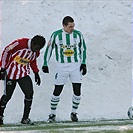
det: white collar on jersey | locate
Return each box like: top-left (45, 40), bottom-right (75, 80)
top-left (62, 28), bottom-right (70, 34)
top-left (28, 39), bottom-right (32, 50)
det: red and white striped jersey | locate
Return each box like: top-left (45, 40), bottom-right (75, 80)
top-left (1, 38), bottom-right (40, 80)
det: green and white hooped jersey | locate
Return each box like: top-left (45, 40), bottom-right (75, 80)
top-left (43, 29), bottom-right (86, 66)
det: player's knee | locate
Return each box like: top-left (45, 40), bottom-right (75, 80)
top-left (72, 83), bottom-right (81, 96)
top-left (53, 85), bottom-right (64, 96)
top-left (25, 90), bottom-right (34, 99)
top-left (1, 94), bottom-right (12, 103)
top-left (74, 90), bottom-right (81, 96)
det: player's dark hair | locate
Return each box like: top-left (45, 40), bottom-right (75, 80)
top-left (62, 16), bottom-right (74, 26)
top-left (31, 35), bottom-right (46, 49)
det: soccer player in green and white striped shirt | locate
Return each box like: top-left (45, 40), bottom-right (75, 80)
top-left (42, 16), bottom-right (87, 122)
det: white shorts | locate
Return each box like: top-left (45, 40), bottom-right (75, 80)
top-left (54, 62), bottom-right (82, 85)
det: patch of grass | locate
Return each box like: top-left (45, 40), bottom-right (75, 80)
top-left (0, 119), bottom-right (133, 132)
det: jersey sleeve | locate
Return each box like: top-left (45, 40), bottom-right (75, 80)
top-left (30, 60), bottom-right (39, 73)
top-left (30, 51), bottom-right (40, 73)
top-left (80, 32), bottom-right (87, 64)
top-left (1, 40), bottom-right (19, 69)
top-left (43, 33), bottom-right (55, 66)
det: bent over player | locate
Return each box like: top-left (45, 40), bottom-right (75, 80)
top-left (42, 16), bottom-right (87, 122)
top-left (0, 35), bottom-right (46, 125)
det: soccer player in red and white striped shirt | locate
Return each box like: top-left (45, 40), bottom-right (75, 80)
top-left (0, 35), bottom-right (46, 125)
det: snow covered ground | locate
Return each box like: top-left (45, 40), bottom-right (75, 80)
top-left (0, 0), bottom-right (132, 124)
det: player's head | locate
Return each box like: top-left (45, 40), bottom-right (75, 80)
top-left (62, 16), bottom-right (75, 34)
top-left (31, 35), bottom-right (46, 52)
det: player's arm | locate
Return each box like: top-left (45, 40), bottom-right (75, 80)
top-left (80, 33), bottom-right (86, 65)
top-left (30, 59), bottom-right (39, 73)
top-left (30, 52), bottom-right (41, 86)
top-left (79, 32), bottom-right (87, 75)
top-left (0, 41), bottom-right (19, 80)
top-left (42, 33), bottom-right (55, 73)
top-left (1, 41), bottom-right (19, 69)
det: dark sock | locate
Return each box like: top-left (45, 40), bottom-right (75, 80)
top-left (22, 99), bottom-right (32, 119)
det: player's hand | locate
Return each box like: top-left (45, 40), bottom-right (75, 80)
top-left (34, 72), bottom-right (41, 86)
top-left (0, 68), bottom-right (6, 80)
top-left (42, 66), bottom-right (49, 73)
top-left (80, 64), bottom-right (87, 76)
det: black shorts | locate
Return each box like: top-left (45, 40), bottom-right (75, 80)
top-left (3, 75), bottom-right (34, 100)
